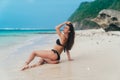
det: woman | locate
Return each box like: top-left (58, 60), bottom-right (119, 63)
top-left (21, 22), bottom-right (75, 71)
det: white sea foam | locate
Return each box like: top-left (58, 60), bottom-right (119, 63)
top-left (0, 33), bottom-right (57, 62)
top-left (0, 28), bottom-right (54, 30)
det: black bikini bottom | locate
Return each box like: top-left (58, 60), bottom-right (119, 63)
top-left (51, 49), bottom-right (60, 60)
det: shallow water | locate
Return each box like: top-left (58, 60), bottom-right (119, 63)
top-left (0, 29), bottom-right (59, 80)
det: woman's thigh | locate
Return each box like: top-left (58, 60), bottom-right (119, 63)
top-left (44, 59), bottom-right (59, 64)
top-left (34, 50), bottom-right (57, 60)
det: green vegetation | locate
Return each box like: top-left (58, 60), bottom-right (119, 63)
top-left (110, 0), bottom-right (120, 11)
top-left (68, 0), bottom-right (120, 29)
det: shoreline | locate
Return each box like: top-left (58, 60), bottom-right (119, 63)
top-left (0, 29), bottom-right (120, 80)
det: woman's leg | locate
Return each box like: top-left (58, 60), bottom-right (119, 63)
top-left (29, 58), bottom-right (45, 68)
top-left (21, 50), bottom-right (57, 70)
top-left (21, 58), bottom-right (45, 71)
top-left (29, 58), bottom-right (59, 69)
top-left (44, 59), bottom-right (59, 64)
top-left (25, 50), bottom-right (56, 64)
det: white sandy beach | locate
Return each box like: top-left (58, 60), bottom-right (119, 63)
top-left (0, 29), bottom-right (120, 80)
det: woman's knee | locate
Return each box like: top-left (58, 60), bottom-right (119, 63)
top-left (32, 51), bottom-right (37, 56)
top-left (32, 50), bottom-right (45, 57)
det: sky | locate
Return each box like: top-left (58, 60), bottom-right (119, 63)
top-left (0, 0), bottom-right (94, 29)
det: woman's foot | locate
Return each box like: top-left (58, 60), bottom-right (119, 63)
top-left (21, 62), bottom-right (29, 71)
top-left (29, 59), bottom-right (45, 68)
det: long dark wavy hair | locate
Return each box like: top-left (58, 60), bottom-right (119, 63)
top-left (64, 23), bottom-right (75, 52)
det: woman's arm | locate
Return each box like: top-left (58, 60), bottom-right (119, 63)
top-left (66, 50), bottom-right (74, 61)
top-left (55, 22), bottom-right (65, 37)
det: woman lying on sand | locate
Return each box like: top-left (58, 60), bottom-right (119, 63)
top-left (21, 22), bottom-right (75, 71)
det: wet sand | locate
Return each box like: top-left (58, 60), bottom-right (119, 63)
top-left (0, 29), bottom-right (120, 80)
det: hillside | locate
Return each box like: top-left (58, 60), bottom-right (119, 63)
top-left (110, 0), bottom-right (120, 11)
top-left (69, 0), bottom-right (120, 29)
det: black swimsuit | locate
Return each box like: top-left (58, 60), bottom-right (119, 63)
top-left (51, 49), bottom-right (60, 60)
top-left (56, 39), bottom-right (64, 47)
top-left (51, 39), bottom-right (64, 60)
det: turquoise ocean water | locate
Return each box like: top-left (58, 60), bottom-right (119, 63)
top-left (0, 28), bottom-right (59, 62)
top-left (0, 29), bottom-right (57, 55)
top-left (0, 29), bottom-right (56, 47)
top-left (0, 29), bottom-right (58, 78)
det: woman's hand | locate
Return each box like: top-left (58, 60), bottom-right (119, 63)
top-left (65, 21), bottom-right (71, 25)
top-left (66, 50), bottom-right (73, 61)
top-left (62, 21), bottom-right (71, 25)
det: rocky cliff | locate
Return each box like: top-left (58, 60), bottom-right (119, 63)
top-left (69, 0), bottom-right (120, 31)
top-left (91, 9), bottom-right (120, 31)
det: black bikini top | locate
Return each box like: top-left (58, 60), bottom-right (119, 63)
top-left (56, 39), bottom-right (67, 52)
top-left (56, 39), bottom-right (64, 47)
